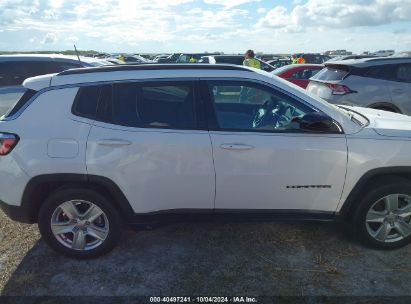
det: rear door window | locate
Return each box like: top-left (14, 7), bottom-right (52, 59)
top-left (364, 64), bottom-right (396, 81)
top-left (396, 64), bottom-right (411, 83)
top-left (97, 81), bottom-right (196, 130)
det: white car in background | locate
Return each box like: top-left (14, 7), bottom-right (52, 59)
top-left (372, 50), bottom-right (395, 57)
top-left (1, 64), bottom-right (411, 258)
top-left (0, 54), bottom-right (111, 116)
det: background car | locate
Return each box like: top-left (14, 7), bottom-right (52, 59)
top-left (119, 54), bottom-right (154, 64)
top-left (266, 58), bottom-right (291, 69)
top-left (307, 57), bottom-right (411, 114)
top-left (177, 53), bottom-right (221, 63)
top-left (392, 51), bottom-right (411, 57)
top-left (292, 53), bottom-right (331, 64)
top-left (372, 50), bottom-right (395, 57)
top-left (199, 55), bottom-right (276, 72)
top-left (0, 54), bottom-right (111, 116)
top-left (156, 53), bottom-right (181, 63)
top-left (272, 64), bottom-right (323, 88)
top-left (325, 55), bottom-right (377, 63)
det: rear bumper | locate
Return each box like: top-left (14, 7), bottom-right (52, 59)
top-left (0, 199), bottom-right (32, 223)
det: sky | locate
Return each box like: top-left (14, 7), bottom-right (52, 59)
top-left (0, 0), bottom-right (410, 54)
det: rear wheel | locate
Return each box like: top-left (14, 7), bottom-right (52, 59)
top-left (354, 178), bottom-right (411, 249)
top-left (38, 188), bottom-right (122, 259)
top-left (372, 106), bottom-right (399, 113)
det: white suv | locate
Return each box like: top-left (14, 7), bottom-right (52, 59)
top-left (1, 64), bottom-right (411, 259)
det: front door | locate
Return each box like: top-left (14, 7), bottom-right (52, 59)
top-left (204, 80), bottom-right (347, 212)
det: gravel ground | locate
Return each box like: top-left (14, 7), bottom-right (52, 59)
top-left (1, 209), bottom-right (411, 296)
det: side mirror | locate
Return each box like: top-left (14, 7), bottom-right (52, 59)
top-left (298, 112), bottom-right (340, 132)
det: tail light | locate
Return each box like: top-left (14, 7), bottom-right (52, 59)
top-left (0, 133), bottom-right (19, 155)
top-left (325, 83), bottom-right (352, 95)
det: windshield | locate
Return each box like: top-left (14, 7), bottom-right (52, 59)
top-left (312, 65), bottom-right (349, 81)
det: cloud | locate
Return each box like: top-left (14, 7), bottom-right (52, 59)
top-left (41, 32), bottom-right (58, 44)
top-left (203, 0), bottom-right (260, 8)
top-left (257, 0), bottom-right (411, 32)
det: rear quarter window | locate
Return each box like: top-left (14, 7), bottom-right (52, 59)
top-left (72, 86), bottom-right (100, 119)
top-left (2, 89), bottom-right (37, 118)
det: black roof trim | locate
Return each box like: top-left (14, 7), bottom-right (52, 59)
top-left (57, 63), bottom-right (253, 76)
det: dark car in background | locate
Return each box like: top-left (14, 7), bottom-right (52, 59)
top-left (199, 55), bottom-right (276, 72)
top-left (293, 53), bottom-right (331, 64)
top-left (307, 57), bottom-right (411, 114)
top-left (0, 54), bottom-right (111, 115)
top-left (272, 64), bottom-right (323, 88)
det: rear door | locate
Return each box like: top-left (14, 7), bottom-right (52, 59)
top-left (86, 80), bottom-right (215, 214)
top-left (203, 79), bottom-right (347, 212)
top-left (388, 63), bottom-right (411, 114)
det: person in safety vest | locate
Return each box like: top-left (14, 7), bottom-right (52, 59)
top-left (297, 55), bottom-right (306, 64)
top-left (243, 50), bottom-right (261, 69)
top-left (291, 54), bottom-right (298, 64)
top-left (189, 56), bottom-right (198, 63)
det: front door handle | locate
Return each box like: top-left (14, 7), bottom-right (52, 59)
top-left (96, 139), bottom-right (132, 146)
top-left (220, 143), bottom-right (254, 150)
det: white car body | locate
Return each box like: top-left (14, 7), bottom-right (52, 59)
top-left (0, 64), bottom-right (411, 223)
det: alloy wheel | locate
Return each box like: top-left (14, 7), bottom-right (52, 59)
top-left (50, 200), bottom-right (109, 251)
top-left (366, 194), bottom-right (411, 243)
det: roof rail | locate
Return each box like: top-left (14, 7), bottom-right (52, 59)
top-left (365, 56), bottom-right (411, 62)
top-left (57, 63), bottom-right (253, 76)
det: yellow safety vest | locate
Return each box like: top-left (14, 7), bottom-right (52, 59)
top-left (243, 58), bottom-right (261, 69)
top-left (189, 57), bottom-right (197, 63)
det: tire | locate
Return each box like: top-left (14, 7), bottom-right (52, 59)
top-left (353, 177), bottom-right (411, 249)
top-left (372, 106), bottom-right (399, 113)
top-left (38, 187), bottom-right (122, 259)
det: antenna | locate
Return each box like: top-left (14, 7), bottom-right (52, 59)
top-left (74, 44), bottom-right (82, 65)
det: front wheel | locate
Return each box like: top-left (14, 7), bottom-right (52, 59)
top-left (353, 178), bottom-right (411, 249)
top-left (38, 188), bottom-right (122, 259)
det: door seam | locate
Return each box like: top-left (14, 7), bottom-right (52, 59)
top-left (208, 132), bottom-right (217, 211)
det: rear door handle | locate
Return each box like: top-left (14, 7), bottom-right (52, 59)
top-left (96, 139), bottom-right (132, 146)
top-left (220, 143), bottom-right (254, 150)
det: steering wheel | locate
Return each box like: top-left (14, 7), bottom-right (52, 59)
top-left (252, 99), bottom-right (282, 129)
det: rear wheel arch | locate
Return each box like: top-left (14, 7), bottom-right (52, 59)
top-left (368, 102), bottom-right (401, 113)
top-left (22, 174), bottom-right (134, 223)
top-left (340, 167), bottom-right (411, 220)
